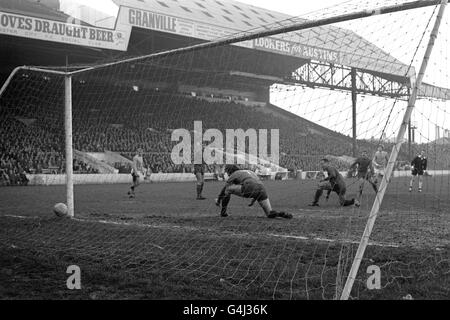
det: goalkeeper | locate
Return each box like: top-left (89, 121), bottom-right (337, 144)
top-left (215, 164), bottom-right (292, 219)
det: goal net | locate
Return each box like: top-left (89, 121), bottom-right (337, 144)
top-left (0, 0), bottom-right (448, 300)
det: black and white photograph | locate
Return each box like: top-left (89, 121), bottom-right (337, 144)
top-left (0, 0), bottom-right (448, 308)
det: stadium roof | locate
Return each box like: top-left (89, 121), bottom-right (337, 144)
top-left (113, 0), bottom-right (292, 30)
top-left (113, 0), bottom-right (413, 79)
top-left (0, 0), bottom-right (448, 99)
top-left (1, 0), bottom-right (74, 23)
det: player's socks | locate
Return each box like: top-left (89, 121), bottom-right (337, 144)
top-left (409, 186), bottom-right (412, 192)
top-left (220, 196), bottom-right (230, 216)
top-left (372, 183), bottom-right (378, 193)
top-left (310, 190), bottom-right (322, 206)
top-left (220, 207), bottom-right (228, 217)
top-left (196, 183), bottom-right (206, 199)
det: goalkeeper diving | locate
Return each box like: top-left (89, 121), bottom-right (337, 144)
top-left (215, 164), bottom-right (292, 219)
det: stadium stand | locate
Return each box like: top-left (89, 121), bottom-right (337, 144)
top-left (0, 74), bottom-right (418, 179)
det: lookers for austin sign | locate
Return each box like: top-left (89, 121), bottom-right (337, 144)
top-left (0, 11), bottom-right (129, 51)
top-left (253, 37), bottom-right (341, 64)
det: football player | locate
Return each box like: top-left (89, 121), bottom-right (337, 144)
top-left (215, 164), bottom-right (292, 219)
top-left (309, 158), bottom-right (356, 207)
top-left (350, 150), bottom-right (378, 205)
top-left (128, 148), bottom-right (145, 198)
top-left (409, 149), bottom-right (427, 192)
top-left (372, 145), bottom-right (389, 184)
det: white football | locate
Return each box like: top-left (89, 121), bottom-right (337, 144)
top-left (53, 203), bottom-right (68, 217)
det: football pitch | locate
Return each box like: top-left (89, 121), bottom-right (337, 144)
top-left (0, 177), bottom-right (448, 300)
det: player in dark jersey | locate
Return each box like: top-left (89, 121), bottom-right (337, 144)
top-left (215, 165), bottom-right (292, 219)
top-left (309, 158), bottom-right (356, 207)
top-left (350, 150), bottom-right (378, 205)
top-left (409, 150), bottom-right (427, 192)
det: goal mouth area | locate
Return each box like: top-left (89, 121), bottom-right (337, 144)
top-left (1, 211), bottom-right (447, 250)
top-left (0, 213), bottom-right (448, 300)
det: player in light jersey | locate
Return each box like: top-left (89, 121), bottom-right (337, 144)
top-left (215, 165), bottom-right (292, 219)
top-left (193, 141), bottom-right (207, 200)
top-left (128, 148), bottom-right (145, 198)
top-left (372, 145), bottom-right (389, 184)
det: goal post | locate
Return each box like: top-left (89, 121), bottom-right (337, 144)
top-left (1, 66), bottom-right (75, 217)
top-left (64, 75), bottom-right (74, 217)
top-left (340, 0), bottom-right (448, 300)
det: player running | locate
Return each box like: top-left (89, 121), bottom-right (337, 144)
top-left (193, 141), bottom-right (207, 200)
top-left (409, 150), bottom-right (427, 193)
top-left (309, 158), bottom-right (356, 207)
top-left (194, 162), bottom-right (206, 200)
top-left (372, 145), bottom-right (389, 184)
top-left (215, 164), bottom-right (292, 219)
top-left (128, 148), bottom-right (146, 198)
top-left (350, 150), bottom-right (378, 205)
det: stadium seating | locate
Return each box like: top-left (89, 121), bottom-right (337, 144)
top-left (0, 80), bottom-right (426, 179)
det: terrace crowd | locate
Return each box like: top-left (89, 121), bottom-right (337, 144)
top-left (0, 82), bottom-right (425, 182)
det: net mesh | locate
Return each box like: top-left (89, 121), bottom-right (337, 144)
top-left (0, 0), bottom-right (449, 300)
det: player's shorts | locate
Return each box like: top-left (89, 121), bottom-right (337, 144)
top-left (374, 167), bottom-right (385, 176)
top-left (411, 168), bottom-right (424, 176)
top-left (357, 171), bottom-right (372, 180)
top-left (318, 181), bottom-right (346, 195)
top-left (241, 180), bottom-right (268, 202)
top-left (194, 165), bottom-right (204, 175)
top-left (131, 172), bottom-right (139, 183)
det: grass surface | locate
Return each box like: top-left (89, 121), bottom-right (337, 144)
top-left (0, 178), bottom-right (449, 299)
